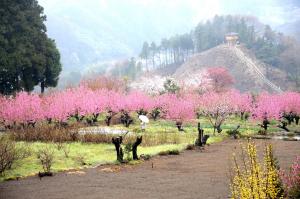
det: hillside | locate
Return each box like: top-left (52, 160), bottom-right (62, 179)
top-left (38, 0), bottom-right (300, 74)
top-left (38, 0), bottom-right (199, 72)
top-left (172, 44), bottom-right (295, 92)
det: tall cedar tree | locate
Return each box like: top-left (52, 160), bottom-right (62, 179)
top-left (0, 0), bottom-right (61, 95)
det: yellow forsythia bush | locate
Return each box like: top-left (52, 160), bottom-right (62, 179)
top-left (230, 141), bottom-right (284, 199)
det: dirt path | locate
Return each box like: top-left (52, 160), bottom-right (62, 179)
top-left (0, 139), bottom-right (299, 199)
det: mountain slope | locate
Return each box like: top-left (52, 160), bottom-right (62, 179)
top-left (39, 0), bottom-right (300, 74)
top-left (39, 0), bottom-right (199, 73)
top-left (173, 44), bottom-right (293, 92)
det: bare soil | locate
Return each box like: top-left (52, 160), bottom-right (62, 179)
top-left (173, 44), bottom-right (294, 92)
top-left (0, 139), bottom-right (299, 199)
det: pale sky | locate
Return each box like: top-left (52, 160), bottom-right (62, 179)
top-left (39, 0), bottom-right (300, 27)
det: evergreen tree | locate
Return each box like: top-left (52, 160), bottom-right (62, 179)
top-left (179, 33), bottom-right (194, 60)
top-left (150, 42), bottom-right (157, 68)
top-left (161, 38), bottom-right (170, 66)
top-left (0, 0), bottom-right (61, 95)
top-left (127, 57), bottom-right (137, 79)
top-left (139, 42), bottom-right (149, 71)
top-left (110, 58), bottom-right (141, 80)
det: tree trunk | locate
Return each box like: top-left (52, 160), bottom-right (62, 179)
top-left (196, 122), bottom-right (204, 147)
top-left (232, 125), bottom-right (240, 139)
top-left (176, 121), bottom-right (184, 131)
top-left (150, 108), bottom-right (160, 121)
top-left (262, 119), bottom-right (270, 131)
top-left (295, 115), bottom-right (299, 125)
top-left (74, 113), bottom-right (84, 122)
top-left (121, 112), bottom-right (133, 127)
top-left (284, 114), bottom-right (293, 125)
top-left (41, 81), bottom-right (45, 94)
top-left (152, 56), bottom-right (155, 69)
top-left (105, 116), bottom-right (112, 126)
top-left (145, 58), bottom-right (148, 72)
top-left (92, 113), bottom-right (99, 123)
top-left (47, 118), bottom-right (52, 124)
top-left (240, 112), bottom-right (245, 120)
top-left (105, 111), bottom-right (114, 126)
top-left (166, 49), bottom-right (169, 65)
top-left (202, 135), bottom-right (210, 145)
top-left (278, 121), bottom-right (289, 132)
top-left (28, 121), bottom-right (36, 128)
top-left (132, 136), bottom-right (143, 160)
top-left (158, 51), bottom-right (161, 68)
top-left (216, 125), bottom-right (222, 133)
top-left (112, 136), bottom-right (123, 162)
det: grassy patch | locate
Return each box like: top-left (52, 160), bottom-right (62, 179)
top-left (0, 141), bottom-right (188, 181)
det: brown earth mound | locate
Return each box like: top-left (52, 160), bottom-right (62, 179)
top-left (173, 44), bottom-right (293, 92)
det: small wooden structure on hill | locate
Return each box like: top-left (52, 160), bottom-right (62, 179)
top-left (225, 32), bottom-right (239, 46)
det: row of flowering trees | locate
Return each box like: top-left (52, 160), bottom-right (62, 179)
top-left (0, 86), bottom-right (300, 131)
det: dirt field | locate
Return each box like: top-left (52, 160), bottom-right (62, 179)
top-left (0, 139), bottom-right (299, 199)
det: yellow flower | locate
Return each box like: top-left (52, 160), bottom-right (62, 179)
top-left (230, 141), bottom-right (283, 199)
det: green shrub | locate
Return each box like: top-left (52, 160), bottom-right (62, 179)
top-left (124, 143), bottom-right (133, 161)
top-left (37, 146), bottom-right (54, 173)
top-left (226, 129), bottom-right (241, 139)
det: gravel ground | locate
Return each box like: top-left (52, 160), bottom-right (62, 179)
top-left (0, 139), bottom-right (299, 199)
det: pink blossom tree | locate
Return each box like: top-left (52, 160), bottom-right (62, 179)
top-left (75, 87), bottom-right (106, 125)
top-left (280, 156), bottom-right (300, 198)
top-left (197, 91), bottom-right (234, 134)
top-left (101, 90), bottom-right (124, 126)
top-left (2, 80), bottom-right (300, 134)
top-left (148, 95), bottom-right (166, 121)
top-left (159, 94), bottom-right (196, 131)
top-left (43, 90), bottom-right (75, 125)
top-left (117, 91), bottom-right (155, 127)
top-left (229, 90), bottom-right (252, 120)
top-left (207, 67), bottom-right (234, 93)
top-left (252, 93), bottom-right (282, 131)
top-left (0, 92), bottom-right (44, 127)
top-left (124, 91), bottom-right (154, 115)
top-left (279, 92), bottom-right (300, 125)
top-left (0, 96), bottom-right (14, 128)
